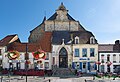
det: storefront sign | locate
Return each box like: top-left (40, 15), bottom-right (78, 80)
top-left (79, 58), bottom-right (90, 60)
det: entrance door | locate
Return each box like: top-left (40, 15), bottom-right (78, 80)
top-left (82, 62), bottom-right (87, 72)
top-left (59, 47), bottom-right (68, 68)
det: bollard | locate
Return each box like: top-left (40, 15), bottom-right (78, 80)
top-left (49, 79), bottom-right (50, 82)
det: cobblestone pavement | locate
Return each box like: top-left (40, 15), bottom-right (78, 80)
top-left (0, 76), bottom-right (120, 82)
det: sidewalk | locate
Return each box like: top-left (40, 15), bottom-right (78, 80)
top-left (0, 75), bottom-right (120, 82)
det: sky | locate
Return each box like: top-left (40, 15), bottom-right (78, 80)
top-left (0, 0), bottom-right (120, 44)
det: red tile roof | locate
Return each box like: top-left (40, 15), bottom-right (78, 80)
top-left (7, 32), bottom-right (52, 52)
top-left (0, 34), bottom-right (19, 46)
top-left (7, 42), bottom-right (41, 52)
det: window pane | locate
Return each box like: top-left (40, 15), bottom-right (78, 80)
top-left (74, 49), bottom-right (79, 57)
top-left (82, 48), bottom-right (87, 57)
top-left (90, 48), bottom-right (95, 57)
top-left (45, 62), bottom-right (49, 69)
top-left (45, 53), bottom-right (49, 60)
top-left (107, 55), bottom-right (110, 61)
top-left (113, 55), bottom-right (116, 63)
top-left (83, 62), bottom-right (86, 68)
top-left (76, 39), bottom-right (79, 44)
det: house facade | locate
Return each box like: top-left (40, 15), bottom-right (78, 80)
top-left (72, 44), bottom-right (98, 73)
top-left (98, 40), bottom-right (120, 73)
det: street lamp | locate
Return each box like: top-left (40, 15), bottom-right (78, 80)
top-left (25, 43), bottom-right (28, 82)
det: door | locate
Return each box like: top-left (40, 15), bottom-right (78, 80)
top-left (59, 47), bottom-right (68, 68)
top-left (82, 62), bottom-right (87, 73)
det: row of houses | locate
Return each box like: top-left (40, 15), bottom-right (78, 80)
top-left (0, 34), bottom-right (120, 73)
top-left (0, 3), bottom-right (120, 74)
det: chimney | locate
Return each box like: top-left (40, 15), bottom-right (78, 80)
top-left (115, 40), bottom-right (119, 45)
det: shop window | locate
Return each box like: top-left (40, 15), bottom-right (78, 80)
top-left (74, 48), bottom-right (79, 57)
top-left (45, 62), bottom-right (49, 69)
top-left (16, 62), bottom-right (20, 70)
top-left (90, 48), bottom-right (95, 57)
top-left (101, 65), bottom-right (104, 72)
top-left (82, 48), bottom-right (87, 57)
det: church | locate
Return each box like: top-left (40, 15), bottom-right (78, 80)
top-left (29, 2), bottom-right (98, 72)
top-left (0, 3), bottom-right (98, 74)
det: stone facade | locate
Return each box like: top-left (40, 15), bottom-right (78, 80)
top-left (45, 21), bottom-right (79, 31)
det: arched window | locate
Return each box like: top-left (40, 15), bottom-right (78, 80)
top-left (75, 36), bottom-right (79, 44)
top-left (59, 47), bottom-right (67, 56)
top-left (90, 37), bottom-right (95, 44)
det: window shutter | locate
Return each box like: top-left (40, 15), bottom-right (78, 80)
top-left (72, 62), bottom-right (75, 69)
top-left (88, 62), bottom-right (90, 70)
top-left (80, 62), bottom-right (82, 70)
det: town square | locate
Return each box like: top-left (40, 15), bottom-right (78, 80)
top-left (0, 0), bottom-right (120, 82)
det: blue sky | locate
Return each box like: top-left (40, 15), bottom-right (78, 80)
top-left (0, 0), bottom-right (120, 44)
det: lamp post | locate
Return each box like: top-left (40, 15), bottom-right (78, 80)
top-left (25, 43), bottom-right (28, 82)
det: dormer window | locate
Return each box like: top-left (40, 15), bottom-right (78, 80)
top-left (90, 36), bottom-right (95, 44)
top-left (75, 36), bottom-right (79, 44)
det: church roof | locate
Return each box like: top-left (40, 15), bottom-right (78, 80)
top-left (47, 3), bottom-right (75, 21)
top-left (71, 31), bottom-right (97, 44)
top-left (47, 13), bottom-right (75, 21)
top-left (38, 32), bottom-right (52, 52)
top-left (52, 31), bottom-right (97, 45)
top-left (52, 31), bottom-right (71, 45)
top-left (57, 2), bottom-right (67, 11)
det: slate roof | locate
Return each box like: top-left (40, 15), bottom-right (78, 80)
top-left (52, 31), bottom-right (71, 45)
top-left (52, 31), bottom-right (97, 45)
top-left (71, 31), bottom-right (97, 44)
top-left (0, 34), bottom-right (20, 46)
top-left (98, 44), bottom-right (114, 52)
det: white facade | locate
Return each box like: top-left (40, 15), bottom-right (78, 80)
top-left (99, 53), bottom-right (120, 73)
top-left (72, 44), bottom-right (98, 73)
top-left (52, 42), bottom-right (72, 68)
top-left (2, 52), bottom-right (52, 70)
